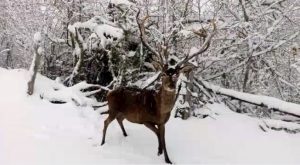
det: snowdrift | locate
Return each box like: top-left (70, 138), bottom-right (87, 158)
top-left (1, 68), bottom-right (300, 164)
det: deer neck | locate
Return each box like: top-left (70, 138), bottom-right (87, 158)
top-left (157, 86), bottom-right (176, 114)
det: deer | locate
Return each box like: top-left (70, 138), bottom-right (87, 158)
top-left (100, 9), bottom-right (216, 164)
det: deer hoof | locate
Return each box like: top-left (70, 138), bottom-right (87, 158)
top-left (157, 149), bottom-right (163, 156)
top-left (101, 141), bottom-right (105, 146)
top-left (165, 159), bottom-right (172, 164)
top-left (124, 133), bottom-right (128, 137)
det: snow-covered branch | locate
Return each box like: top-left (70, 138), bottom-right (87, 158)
top-left (259, 119), bottom-right (300, 133)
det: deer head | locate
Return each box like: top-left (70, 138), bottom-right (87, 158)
top-left (160, 66), bottom-right (179, 92)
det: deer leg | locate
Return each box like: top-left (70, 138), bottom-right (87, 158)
top-left (158, 124), bottom-right (172, 164)
top-left (116, 116), bottom-right (127, 137)
top-left (101, 114), bottom-right (116, 145)
top-left (144, 122), bottom-right (163, 156)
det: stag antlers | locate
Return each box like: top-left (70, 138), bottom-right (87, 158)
top-left (136, 10), bottom-right (164, 70)
top-left (136, 9), bottom-right (216, 72)
top-left (176, 21), bottom-right (217, 69)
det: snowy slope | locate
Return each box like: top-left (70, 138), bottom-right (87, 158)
top-left (1, 68), bottom-right (300, 165)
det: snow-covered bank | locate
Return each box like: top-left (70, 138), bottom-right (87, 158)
top-left (1, 68), bottom-right (300, 164)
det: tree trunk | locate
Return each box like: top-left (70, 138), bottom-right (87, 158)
top-left (27, 45), bottom-right (42, 95)
top-left (27, 32), bottom-right (43, 95)
top-left (184, 70), bottom-right (194, 119)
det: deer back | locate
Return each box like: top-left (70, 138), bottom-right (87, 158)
top-left (107, 87), bottom-right (158, 115)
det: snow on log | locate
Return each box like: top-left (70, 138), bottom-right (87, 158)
top-left (201, 80), bottom-right (300, 118)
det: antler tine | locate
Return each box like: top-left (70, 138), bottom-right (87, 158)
top-left (176, 21), bottom-right (217, 69)
top-left (136, 9), bottom-right (164, 70)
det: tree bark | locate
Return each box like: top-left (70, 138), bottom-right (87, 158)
top-left (27, 45), bottom-right (42, 95)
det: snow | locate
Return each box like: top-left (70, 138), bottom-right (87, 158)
top-left (1, 68), bottom-right (300, 164)
top-left (33, 32), bottom-right (42, 44)
top-left (189, 47), bottom-right (199, 55)
top-left (37, 47), bottom-right (44, 55)
top-left (68, 17), bottom-right (123, 48)
top-left (0, 49), bottom-right (10, 55)
top-left (260, 119), bottom-right (300, 133)
top-left (40, 80), bottom-right (101, 107)
top-left (179, 29), bottom-right (192, 37)
top-left (291, 59), bottom-right (300, 74)
top-left (110, 0), bottom-right (133, 6)
top-left (40, 6), bottom-right (47, 14)
top-left (126, 50), bottom-right (135, 57)
top-left (95, 24), bottom-right (123, 47)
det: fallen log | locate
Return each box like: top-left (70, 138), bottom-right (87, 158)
top-left (195, 77), bottom-right (300, 118)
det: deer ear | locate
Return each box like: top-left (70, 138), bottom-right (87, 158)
top-left (151, 61), bottom-right (162, 71)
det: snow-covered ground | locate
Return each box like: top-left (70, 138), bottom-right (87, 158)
top-left (1, 68), bottom-right (300, 165)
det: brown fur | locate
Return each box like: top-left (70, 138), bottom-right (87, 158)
top-left (101, 73), bottom-right (178, 164)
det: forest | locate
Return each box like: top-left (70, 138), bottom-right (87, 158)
top-left (0, 0), bottom-right (300, 164)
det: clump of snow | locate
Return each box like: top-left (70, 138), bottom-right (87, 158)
top-left (179, 29), bottom-right (192, 37)
top-left (68, 17), bottom-right (123, 48)
top-left (37, 47), bottom-right (44, 55)
top-left (95, 24), bottom-right (123, 47)
top-left (126, 51), bottom-right (136, 57)
top-left (40, 6), bottom-right (47, 13)
top-left (187, 47), bottom-right (200, 66)
top-left (34, 32), bottom-right (42, 44)
top-left (1, 68), bottom-right (300, 164)
top-left (189, 47), bottom-right (200, 55)
top-left (110, 0), bottom-right (133, 6)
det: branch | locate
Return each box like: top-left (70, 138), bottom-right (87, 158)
top-left (259, 119), bottom-right (300, 133)
top-left (239, 0), bottom-right (249, 22)
top-left (205, 32), bottom-right (300, 80)
top-left (141, 71), bottom-right (161, 89)
top-left (67, 28), bottom-right (85, 86)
